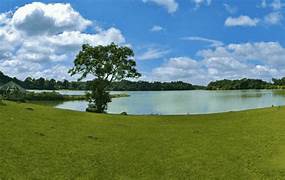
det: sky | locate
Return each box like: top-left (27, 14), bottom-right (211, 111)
top-left (0, 0), bottom-right (285, 85)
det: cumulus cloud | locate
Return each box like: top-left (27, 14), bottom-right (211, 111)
top-left (0, 12), bottom-right (11, 25)
top-left (149, 42), bottom-right (285, 85)
top-left (11, 2), bottom-right (92, 35)
top-left (271, 0), bottom-right (284, 10)
top-left (142, 0), bottom-right (178, 13)
top-left (181, 36), bottom-right (223, 47)
top-left (264, 11), bottom-right (283, 24)
top-left (259, 0), bottom-right (284, 9)
top-left (257, 0), bottom-right (284, 26)
top-left (151, 57), bottom-right (206, 84)
top-left (0, 2), bottom-right (126, 80)
top-left (225, 15), bottom-right (260, 27)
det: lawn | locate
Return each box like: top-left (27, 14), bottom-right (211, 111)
top-left (1, 101), bottom-right (285, 179)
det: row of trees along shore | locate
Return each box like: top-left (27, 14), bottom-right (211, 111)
top-left (0, 71), bottom-right (204, 91)
top-left (207, 78), bottom-right (285, 90)
top-left (2, 72), bottom-right (285, 91)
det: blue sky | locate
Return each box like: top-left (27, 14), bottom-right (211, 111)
top-left (0, 0), bottom-right (285, 85)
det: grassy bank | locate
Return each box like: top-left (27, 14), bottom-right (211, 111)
top-left (1, 102), bottom-right (285, 179)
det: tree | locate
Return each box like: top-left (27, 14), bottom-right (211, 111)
top-left (24, 77), bottom-right (34, 89)
top-left (69, 43), bottom-right (141, 113)
top-left (62, 79), bottom-right (70, 89)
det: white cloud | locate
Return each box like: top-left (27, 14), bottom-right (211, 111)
top-left (181, 36), bottom-right (223, 47)
top-left (257, 0), bottom-right (284, 26)
top-left (142, 0), bottom-right (178, 13)
top-left (259, 0), bottom-right (285, 9)
top-left (224, 3), bottom-right (238, 14)
top-left (271, 0), bottom-right (284, 10)
top-left (137, 48), bottom-right (169, 60)
top-left (149, 42), bottom-right (285, 85)
top-left (150, 25), bottom-right (164, 32)
top-left (0, 12), bottom-right (11, 25)
top-left (225, 15), bottom-right (260, 27)
top-left (151, 57), bottom-right (206, 84)
top-left (11, 2), bottom-right (92, 35)
top-left (192, 0), bottom-right (212, 8)
top-left (0, 2), bottom-right (126, 80)
top-left (260, 0), bottom-right (267, 8)
top-left (264, 11), bottom-right (283, 24)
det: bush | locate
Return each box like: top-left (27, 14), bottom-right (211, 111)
top-left (0, 95), bottom-right (5, 106)
top-left (1, 90), bottom-right (26, 101)
top-left (25, 91), bottom-right (65, 101)
top-left (120, 112), bottom-right (128, 115)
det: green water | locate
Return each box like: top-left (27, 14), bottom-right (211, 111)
top-left (34, 89), bottom-right (285, 115)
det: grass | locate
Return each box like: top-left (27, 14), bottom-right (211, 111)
top-left (1, 101), bottom-right (285, 179)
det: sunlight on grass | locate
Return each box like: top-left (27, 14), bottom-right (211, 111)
top-left (1, 101), bottom-right (285, 179)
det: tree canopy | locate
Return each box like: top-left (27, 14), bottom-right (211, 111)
top-left (69, 43), bottom-right (141, 82)
top-left (69, 43), bottom-right (141, 113)
top-left (207, 78), bottom-right (272, 90)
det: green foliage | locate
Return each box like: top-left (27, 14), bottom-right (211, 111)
top-left (0, 71), bottom-right (203, 91)
top-left (0, 90), bottom-right (127, 102)
top-left (69, 43), bottom-right (141, 81)
top-left (0, 88), bottom-right (26, 102)
top-left (23, 77), bottom-right (87, 90)
top-left (0, 95), bottom-right (5, 106)
top-left (207, 78), bottom-right (272, 90)
top-left (86, 80), bottom-right (111, 113)
top-left (69, 43), bottom-right (141, 113)
top-left (109, 80), bottom-right (200, 91)
top-left (0, 71), bottom-right (25, 87)
top-left (25, 92), bottom-right (66, 101)
top-left (272, 77), bottom-right (285, 86)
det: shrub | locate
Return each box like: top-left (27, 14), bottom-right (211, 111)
top-left (0, 95), bottom-right (6, 106)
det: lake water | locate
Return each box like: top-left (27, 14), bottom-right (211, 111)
top-left (30, 90), bottom-right (285, 115)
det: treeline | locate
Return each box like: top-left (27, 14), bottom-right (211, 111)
top-left (207, 78), bottom-right (275, 90)
top-left (110, 80), bottom-right (205, 91)
top-left (4, 71), bottom-right (285, 91)
top-left (0, 71), bottom-right (203, 91)
top-left (0, 71), bottom-right (24, 87)
top-left (23, 77), bottom-right (87, 90)
top-left (272, 77), bottom-right (285, 86)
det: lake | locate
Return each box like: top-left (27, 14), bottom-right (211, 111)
top-left (30, 90), bottom-right (285, 115)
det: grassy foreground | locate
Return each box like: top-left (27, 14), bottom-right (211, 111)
top-left (1, 102), bottom-right (285, 179)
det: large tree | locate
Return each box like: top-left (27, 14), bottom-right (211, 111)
top-left (69, 43), bottom-right (141, 113)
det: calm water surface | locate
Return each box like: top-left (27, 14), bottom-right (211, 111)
top-left (30, 90), bottom-right (285, 115)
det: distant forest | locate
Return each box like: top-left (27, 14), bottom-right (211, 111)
top-left (2, 71), bottom-right (285, 91)
top-left (207, 78), bottom-right (285, 90)
top-left (0, 71), bottom-right (204, 91)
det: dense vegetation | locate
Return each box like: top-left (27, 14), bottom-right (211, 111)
top-left (207, 78), bottom-right (275, 90)
top-left (0, 71), bottom-right (25, 87)
top-left (109, 80), bottom-right (204, 91)
top-left (4, 71), bottom-right (285, 91)
top-left (0, 71), bottom-right (202, 91)
top-left (1, 91), bottom-right (129, 102)
top-left (272, 77), bottom-right (285, 86)
top-left (1, 101), bottom-right (285, 179)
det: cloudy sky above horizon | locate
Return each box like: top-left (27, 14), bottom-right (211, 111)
top-left (1, 0), bottom-right (285, 85)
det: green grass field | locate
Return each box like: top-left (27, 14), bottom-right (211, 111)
top-left (1, 101), bottom-right (285, 179)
